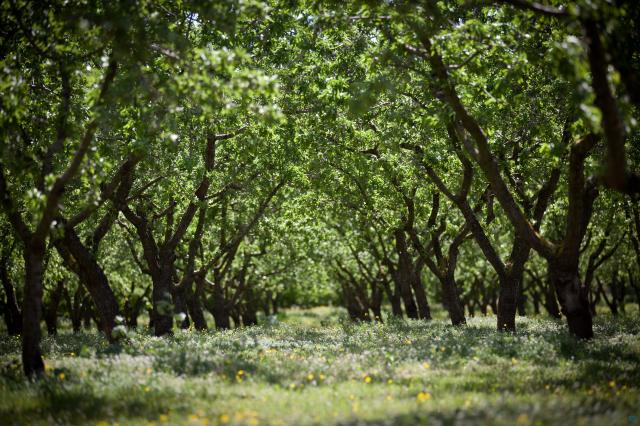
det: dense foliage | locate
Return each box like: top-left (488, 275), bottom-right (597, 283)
top-left (0, 0), bottom-right (639, 390)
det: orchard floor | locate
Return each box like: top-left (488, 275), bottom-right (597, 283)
top-left (1, 308), bottom-right (640, 426)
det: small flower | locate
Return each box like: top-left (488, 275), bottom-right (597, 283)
top-left (219, 414), bottom-right (230, 424)
top-left (364, 375), bottom-right (372, 383)
top-left (58, 372), bottom-right (65, 381)
top-left (319, 373), bottom-right (326, 381)
top-left (307, 373), bottom-right (314, 381)
top-left (416, 391), bottom-right (431, 402)
top-left (422, 362), bottom-right (430, 369)
top-left (387, 379), bottom-right (394, 385)
top-left (511, 357), bottom-right (518, 365)
top-left (158, 414), bottom-right (168, 422)
top-left (96, 422), bottom-right (109, 426)
top-left (516, 413), bottom-right (529, 424)
top-left (609, 380), bottom-right (616, 388)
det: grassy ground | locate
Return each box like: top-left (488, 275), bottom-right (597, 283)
top-left (1, 308), bottom-right (639, 426)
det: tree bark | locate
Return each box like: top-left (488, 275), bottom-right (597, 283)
top-left (393, 229), bottom-right (419, 319)
top-left (410, 265), bottom-right (431, 320)
top-left (0, 259), bottom-right (22, 335)
top-left (54, 226), bottom-right (119, 338)
top-left (151, 263), bottom-right (175, 336)
top-left (187, 278), bottom-right (208, 330)
top-left (208, 282), bottom-right (231, 329)
top-left (549, 259), bottom-right (593, 338)
top-left (21, 245), bottom-right (45, 377)
top-left (44, 280), bottom-right (64, 336)
top-left (442, 275), bottom-right (466, 326)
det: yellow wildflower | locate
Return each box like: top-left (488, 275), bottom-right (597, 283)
top-left (516, 413), bottom-right (529, 424)
top-left (96, 422), bottom-right (109, 426)
top-left (416, 391), bottom-right (431, 402)
top-left (58, 372), bottom-right (65, 381)
top-left (158, 414), bottom-right (168, 422)
top-left (307, 373), bottom-right (314, 381)
top-left (609, 380), bottom-right (616, 388)
top-left (422, 362), bottom-right (430, 369)
top-left (319, 373), bottom-right (326, 381)
top-left (219, 414), bottom-right (230, 424)
top-left (364, 375), bottom-right (372, 383)
top-left (387, 379), bottom-right (393, 385)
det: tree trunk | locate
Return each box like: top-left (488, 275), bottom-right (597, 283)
top-left (497, 275), bottom-right (518, 331)
top-left (0, 262), bottom-right (22, 335)
top-left (44, 280), bottom-right (64, 336)
top-left (411, 269), bottom-right (431, 320)
top-left (67, 286), bottom-right (85, 332)
top-left (543, 279), bottom-right (561, 319)
top-left (55, 228), bottom-right (119, 338)
top-left (394, 230), bottom-right (418, 319)
top-left (531, 289), bottom-right (541, 315)
top-left (517, 291), bottom-right (527, 316)
top-left (208, 283), bottom-right (230, 330)
top-left (382, 280), bottom-right (403, 317)
top-left (230, 308), bottom-right (241, 328)
top-left (370, 280), bottom-right (384, 321)
top-left (151, 263), bottom-right (174, 336)
top-left (442, 275), bottom-right (466, 326)
top-left (187, 279), bottom-right (207, 330)
top-left (242, 304), bottom-right (258, 326)
top-left (172, 284), bottom-right (190, 329)
top-left (548, 260), bottom-right (593, 338)
top-left (340, 282), bottom-right (369, 321)
top-left (22, 246), bottom-right (45, 377)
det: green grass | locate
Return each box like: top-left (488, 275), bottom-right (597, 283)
top-left (1, 309), bottom-right (639, 426)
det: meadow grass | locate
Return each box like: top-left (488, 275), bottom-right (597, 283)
top-left (1, 308), bottom-right (639, 425)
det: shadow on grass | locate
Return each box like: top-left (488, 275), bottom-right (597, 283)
top-left (0, 380), bottom-right (176, 425)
